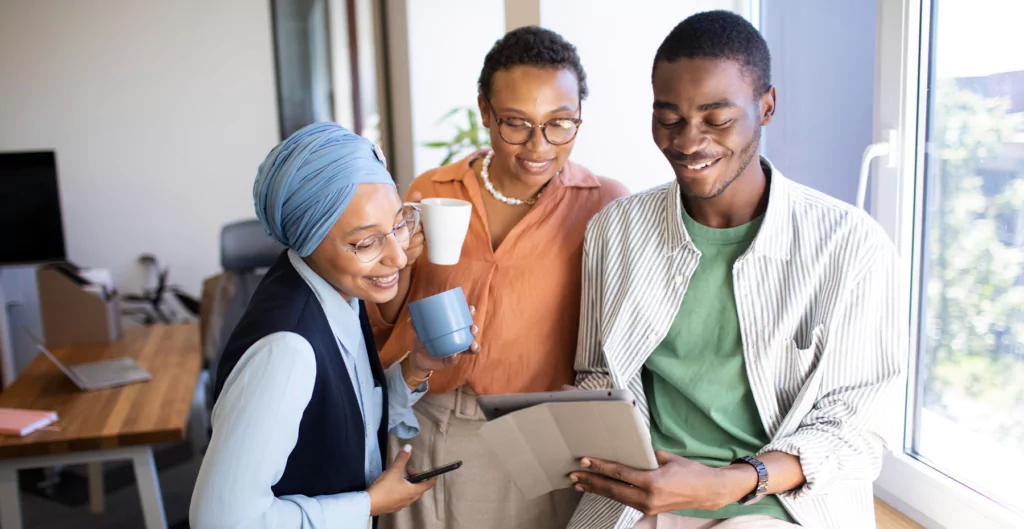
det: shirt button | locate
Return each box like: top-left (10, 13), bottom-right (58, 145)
top-left (675, 275), bottom-right (684, 285)
top-left (648, 333), bottom-right (658, 344)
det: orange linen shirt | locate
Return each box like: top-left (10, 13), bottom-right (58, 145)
top-left (367, 151), bottom-right (628, 395)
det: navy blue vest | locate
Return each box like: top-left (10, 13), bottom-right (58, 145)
top-left (214, 251), bottom-right (389, 502)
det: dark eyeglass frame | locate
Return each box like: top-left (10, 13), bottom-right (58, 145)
top-left (336, 205), bottom-right (420, 263)
top-left (482, 95), bottom-right (583, 146)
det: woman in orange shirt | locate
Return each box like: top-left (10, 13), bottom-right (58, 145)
top-left (369, 26), bottom-right (628, 529)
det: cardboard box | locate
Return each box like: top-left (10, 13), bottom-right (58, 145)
top-left (37, 265), bottom-right (122, 347)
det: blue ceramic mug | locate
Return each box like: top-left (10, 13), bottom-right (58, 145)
top-left (407, 287), bottom-right (474, 358)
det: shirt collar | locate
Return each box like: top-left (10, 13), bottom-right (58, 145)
top-left (430, 149), bottom-right (601, 189)
top-left (286, 250), bottom-right (366, 355)
top-left (663, 157), bottom-right (791, 260)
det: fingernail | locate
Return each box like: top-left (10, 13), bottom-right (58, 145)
top-left (402, 444), bottom-right (412, 453)
top-left (581, 458), bottom-right (591, 468)
top-left (569, 475), bottom-right (579, 484)
top-left (472, 325), bottom-right (479, 333)
top-left (575, 485), bottom-right (584, 492)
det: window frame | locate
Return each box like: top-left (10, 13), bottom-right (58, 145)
top-left (870, 0), bottom-right (1024, 527)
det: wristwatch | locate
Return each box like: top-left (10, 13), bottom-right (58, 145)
top-left (732, 455), bottom-right (768, 505)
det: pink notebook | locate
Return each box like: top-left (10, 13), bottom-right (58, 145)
top-left (0, 408), bottom-right (59, 437)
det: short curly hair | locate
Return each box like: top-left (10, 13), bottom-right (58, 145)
top-left (478, 26), bottom-right (588, 101)
top-left (654, 11), bottom-right (771, 95)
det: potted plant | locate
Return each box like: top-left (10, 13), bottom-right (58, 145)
top-left (424, 107), bottom-right (490, 166)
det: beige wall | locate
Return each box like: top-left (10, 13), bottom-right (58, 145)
top-left (0, 0), bottom-right (280, 294)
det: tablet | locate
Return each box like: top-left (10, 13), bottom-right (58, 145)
top-left (477, 389), bottom-right (634, 420)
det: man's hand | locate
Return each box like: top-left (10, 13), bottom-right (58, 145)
top-left (568, 451), bottom-right (758, 516)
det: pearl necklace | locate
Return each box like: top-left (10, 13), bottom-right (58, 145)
top-left (479, 151), bottom-right (545, 206)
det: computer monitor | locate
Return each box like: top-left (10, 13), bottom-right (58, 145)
top-left (0, 151), bottom-right (66, 265)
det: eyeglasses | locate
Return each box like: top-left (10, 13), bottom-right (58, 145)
top-left (483, 96), bottom-right (583, 146)
top-left (337, 205), bottom-right (420, 263)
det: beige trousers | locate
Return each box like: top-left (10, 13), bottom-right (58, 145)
top-left (635, 514), bottom-right (800, 528)
top-left (379, 387), bottom-right (582, 529)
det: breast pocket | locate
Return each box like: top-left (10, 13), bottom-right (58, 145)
top-left (775, 324), bottom-right (826, 404)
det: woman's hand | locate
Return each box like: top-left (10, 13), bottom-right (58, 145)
top-left (400, 306), bottom-right (480, 388)
top-left (368, 444), bottom-right (436, 516)
top-left (403, 191), bottom-right (426, 267)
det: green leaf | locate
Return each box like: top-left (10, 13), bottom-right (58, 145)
top-left (426, 105), bottom-right (493, 164)
top-left (435, 107), bottom-right (463, 124)
top-left (452, 129), bottom-right (471, 145)
top-left (467, 110), bottom-right (480, 137)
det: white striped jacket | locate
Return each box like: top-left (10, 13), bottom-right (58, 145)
top-left (570, 160), bottom-right (906, 529)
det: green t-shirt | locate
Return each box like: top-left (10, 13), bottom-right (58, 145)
top-left (642, 206), bottom-right (794, 522)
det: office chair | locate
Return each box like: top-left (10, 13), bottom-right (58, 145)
top-left (191, 219), bottom-right (282, 452)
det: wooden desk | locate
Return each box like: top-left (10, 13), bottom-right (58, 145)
top-left (0, 323), bottom-right (201, 529)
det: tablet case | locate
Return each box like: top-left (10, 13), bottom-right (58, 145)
top-left (478, 399), bottom-right (658, 500)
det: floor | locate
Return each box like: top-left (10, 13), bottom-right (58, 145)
top-left (876, 497), bottom-right (925, 529)
top-left (16, 441), bottom-right (195, 528)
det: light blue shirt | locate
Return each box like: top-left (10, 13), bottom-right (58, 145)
top-left (190, 251), bottom-right (424, 529)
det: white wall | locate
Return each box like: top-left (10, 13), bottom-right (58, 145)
top-left (390, 0), bottom-right (752, 193)
top-left (0, 0), bottom-right (280, 295)
top-left (405, 0), bottom-right (505, 183)
top-left (542, 0), bottom-right (753, 193)
top-left (761, 0), bottom-right (877, 205)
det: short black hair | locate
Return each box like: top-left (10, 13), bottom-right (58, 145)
top-left (478, 26), bottom-right (588, 101)
top-left (653, 11), bottom-right (771, 95)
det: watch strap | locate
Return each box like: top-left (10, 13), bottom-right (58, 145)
top-left (732, 455), bottom-right (769, 505)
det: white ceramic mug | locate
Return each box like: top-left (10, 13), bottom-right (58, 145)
top-left (406, 198), bottom-right (472, 265)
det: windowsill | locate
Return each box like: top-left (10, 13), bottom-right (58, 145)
top-left (875, 451), bottom-right (1024, 529)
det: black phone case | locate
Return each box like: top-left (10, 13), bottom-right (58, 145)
top-left (407, 461), bottom-right (463, 483)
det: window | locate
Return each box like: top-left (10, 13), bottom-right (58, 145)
top-left (914, 0), bottom-right (1024, 514)
top-left (872, 0), bottom-right (1024, 526)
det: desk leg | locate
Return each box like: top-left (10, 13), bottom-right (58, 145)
top-left (131, 447), bottom-right (166, 529)
top-left (88, 462), bottom-right (104, 514)
top-left (0, 465), bottom-right (22, 529)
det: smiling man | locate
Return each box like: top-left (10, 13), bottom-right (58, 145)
top-left (567, 11), bottom-right (905, 529)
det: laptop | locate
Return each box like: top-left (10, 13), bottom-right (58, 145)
top-left (23, 329), bottom-right (152, 391)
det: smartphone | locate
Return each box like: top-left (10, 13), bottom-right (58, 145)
top-left (406, 461), bottom-right (463, 483)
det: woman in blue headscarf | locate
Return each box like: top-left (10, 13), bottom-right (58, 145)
top-left (190, 123), bottom-right (477, 529)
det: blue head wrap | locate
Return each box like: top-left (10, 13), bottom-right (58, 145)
top-left (254, 122), bottom-right (395, 257)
